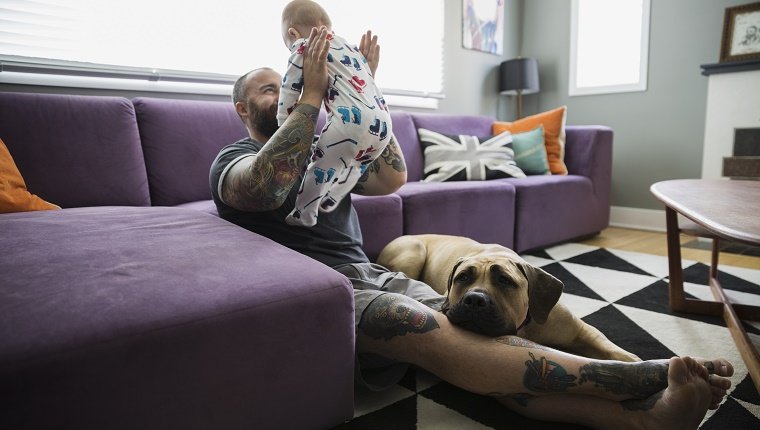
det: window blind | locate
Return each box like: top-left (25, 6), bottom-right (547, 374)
top-left (0, 0), bottom-right (444, 101)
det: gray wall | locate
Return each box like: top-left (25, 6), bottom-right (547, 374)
top-left (438, 0), bottom-right (521, 117)
top-left (0, 0), bottom-right (743, 210)
top-left (520, 0), bottom-right (749, 209)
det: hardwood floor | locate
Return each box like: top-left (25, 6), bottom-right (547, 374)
top-left (579, 226), bottom-right (760, 270)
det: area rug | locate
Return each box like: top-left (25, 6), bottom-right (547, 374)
top-left (334, 243), bottom-right (760, 429)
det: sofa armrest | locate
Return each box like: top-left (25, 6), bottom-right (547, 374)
top-left (563, 126), bottom-right (613, 199)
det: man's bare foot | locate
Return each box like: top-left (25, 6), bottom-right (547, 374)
top-left (631, 357), bottom-right (712, 430)
top-left (692, 357), bottom-right (733, 409)
top-left (695, 357), bottom-right (734, 377)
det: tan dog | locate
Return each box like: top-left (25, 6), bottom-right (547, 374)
top-left (377, 234), bottom-right (640, 362)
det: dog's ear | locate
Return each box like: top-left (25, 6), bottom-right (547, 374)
top-left (441, 258), bottom-right (465, 315)
top-left (519, 262), bottom-right (564, 324)
top-left (441, 296), bottom-right (451, 314)
top-left (446, 257), bottom-right (466, 293)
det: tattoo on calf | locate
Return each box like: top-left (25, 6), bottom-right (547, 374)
top-left (507, 393), bottom-right (535, 407)
top-left (578, 361), bottom-right (667, 399)
top-left (360, 294), bottom-right (440, 341)
top-left (523, 352), bottom-right (578, 393)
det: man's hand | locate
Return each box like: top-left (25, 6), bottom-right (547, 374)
top-left (359, 30), bottom-right (380, 77)
top-left (300, 26), bottom-right (330, 109)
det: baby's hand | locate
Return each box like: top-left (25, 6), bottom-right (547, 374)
top-left (360, 30), bottom-right (380, 77)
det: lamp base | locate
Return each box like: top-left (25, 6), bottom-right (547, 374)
top-left (516, 90), bottom-right (524, 119)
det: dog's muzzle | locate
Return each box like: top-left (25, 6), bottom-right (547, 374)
top-left (444, 289), bottom-right (513, 336)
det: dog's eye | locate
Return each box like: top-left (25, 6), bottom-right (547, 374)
top-left (456, 273), bottom-right (471, 283)
top-left (498, 275), bottom-right (512, 287)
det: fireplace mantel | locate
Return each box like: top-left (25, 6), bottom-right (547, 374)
top-left (701, 59), bottom-right (760, 76)
top-left (700, 62), bottom-right (760, 180)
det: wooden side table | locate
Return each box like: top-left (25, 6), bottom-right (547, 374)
top-left (651, 179), bottom-right (760, 392)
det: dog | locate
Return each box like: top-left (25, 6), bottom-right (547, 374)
top-left (376, 234), bottom-right (640, 362)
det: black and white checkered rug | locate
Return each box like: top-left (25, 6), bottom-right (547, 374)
top-left (335, 244), bottom-right (760, 429)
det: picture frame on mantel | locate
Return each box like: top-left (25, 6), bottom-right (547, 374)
top-left (720, 1), bottom-right (760, 62)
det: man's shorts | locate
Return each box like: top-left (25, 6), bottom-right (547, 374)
top-left (334, 262), bottom-right (445, 392)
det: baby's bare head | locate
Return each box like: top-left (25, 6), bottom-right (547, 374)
top-left (281, 0), bottom-right (332, 47)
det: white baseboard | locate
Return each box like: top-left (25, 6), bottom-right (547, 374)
top-left (609, 206), bottom-right (667, 232)
top-left (609, 207), bottom-right (712, 243)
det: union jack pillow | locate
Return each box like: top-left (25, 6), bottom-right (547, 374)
top-left (418, 128), bottom-right (526, 182)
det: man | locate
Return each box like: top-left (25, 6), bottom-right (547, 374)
top-left (210, 27), bottom-right (733, 429)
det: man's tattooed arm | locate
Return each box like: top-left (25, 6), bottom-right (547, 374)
top-left (352, 134), bottom-right (407, 196)
top-left (359, 294), bottom-right (440, 341)
top-left (222, 104), bottom-right (318, 212)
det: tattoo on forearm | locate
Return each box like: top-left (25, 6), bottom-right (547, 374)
top-left (380, 138), bottom-right (406, 173)
top-left (225, 107), bottom-right (315, 211)
top-left (578, 361), bottom-right (667, 399)
top-left (621, 390), bottom-right (663, 411)
top-left (354, 159), bottom-right (379, 190)
top-left (353, 136), bottom-right (406, 193)
top-left (496, 336), bottom-right (551, 351)
top-left (523, 352), bottom-right (578, 393)
top-left (360, 294), bottom-right (440, 340)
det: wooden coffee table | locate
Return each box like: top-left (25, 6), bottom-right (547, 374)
top-left (651, 179), bottom-right (760, 391)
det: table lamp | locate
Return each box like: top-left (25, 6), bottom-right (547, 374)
top-left (499, 57), bottom-right (540, 119)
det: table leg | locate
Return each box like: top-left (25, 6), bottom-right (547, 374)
top-left (706, 239), bottom-right (760, 393)
top-left (665, 207), bottom-right (685, 310)
top-left (665, 207), bottom-right (722, 315)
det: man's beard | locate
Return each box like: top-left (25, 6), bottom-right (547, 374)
top-left (249, 101), bottom-right (279, 138)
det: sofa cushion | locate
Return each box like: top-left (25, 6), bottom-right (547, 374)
top-left (0, 206), bottom-right (354, 429)
top-left (501, 175), bottom-right (606, 252)
top-left (175, 199), bottom-right (219, 215)
top-left (396, 181), bottom-right (516, 248)
top-left (351, 193), bottom-right (403, 262)
top-left (0, 138), bottom-right (60, 213)
top-left (418, 128), bottom-right (525, 182)
top-left (493, 106), bottom-right (568, 175)
top-left (0, 92), bottom-right (150, 207)
top-left (133, 97), bottom-right (248, 206)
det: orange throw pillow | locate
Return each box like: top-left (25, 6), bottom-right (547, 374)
top-left (0, 138), bottom-right (60, 213)
top-left (493, 106), bottom-right (568, 175)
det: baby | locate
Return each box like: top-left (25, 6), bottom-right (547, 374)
top-left (278, 0), bottom-right (392, 227)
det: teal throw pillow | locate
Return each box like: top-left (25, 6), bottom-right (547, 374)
top-left (511, 125), bottom-right (550, 175)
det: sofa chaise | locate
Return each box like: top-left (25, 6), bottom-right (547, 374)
top-left (0, 91), bottom-right (612, 429)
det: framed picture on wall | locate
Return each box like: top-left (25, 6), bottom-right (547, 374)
top-left (720, 1), bottom-right (760, 62)
top-left (462, 0), bottom-right (504, 55)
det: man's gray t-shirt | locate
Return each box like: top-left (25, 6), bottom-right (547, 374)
top-left (209, 137), bottom-right (369, 268)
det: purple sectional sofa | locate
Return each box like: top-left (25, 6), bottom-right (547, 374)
top-left (0, 91), bottom-right (612, 429)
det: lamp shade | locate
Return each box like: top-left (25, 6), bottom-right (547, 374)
top-left (499, 58), bottom-right (540, 95)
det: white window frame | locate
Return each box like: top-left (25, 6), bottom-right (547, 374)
top-left (0, 0), bottom-right (444, 108)
top-left (569, 0), bottom-right (651, 96)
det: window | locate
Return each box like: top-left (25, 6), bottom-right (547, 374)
top-left (569, 0), bottom-right (651, 96)
top-left (0, 0), bottom-right (444, 106)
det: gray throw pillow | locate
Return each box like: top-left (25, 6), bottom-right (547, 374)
top-left (418, 128), bottom-right (526, 182)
